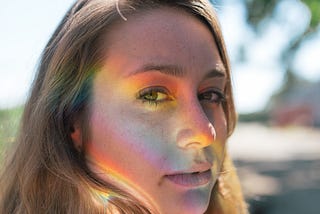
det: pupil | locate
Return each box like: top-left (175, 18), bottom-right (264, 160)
top-left (204, 93), bottom-right (212, 100)
top-left (145, 91), bottom-right (157, 100)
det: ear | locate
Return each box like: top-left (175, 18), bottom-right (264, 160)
top-left (70, 122), bottom-right (82, 151)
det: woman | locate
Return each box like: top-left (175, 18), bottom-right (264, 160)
top-left (0, 0), bottom-right (247, 213)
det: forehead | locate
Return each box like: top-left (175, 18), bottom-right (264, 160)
top-left (100, 6), bottom-right (224, 78)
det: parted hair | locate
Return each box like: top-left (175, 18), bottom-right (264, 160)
top-left (0, 0), bottom-right (247, 213)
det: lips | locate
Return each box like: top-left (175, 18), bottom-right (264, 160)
top-left (165, 169), bottom-right (212, 187)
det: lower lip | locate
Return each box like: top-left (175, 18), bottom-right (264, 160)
top-left (165, 169), bottom-right (212, 187)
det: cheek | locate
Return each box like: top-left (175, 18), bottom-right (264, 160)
top-left (213, 107), bottom-right (228, 140)
top-left (203, 105), bottom-right (228, 144)
top-left (86, 105), bottom-right (172, 175)
top-left (210, 107), bottom-right (228, 170)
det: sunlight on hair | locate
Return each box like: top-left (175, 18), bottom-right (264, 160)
top-left (91, 187), bottom-right (114, 211)
top-left (116, 0), bottom-right (128, 21)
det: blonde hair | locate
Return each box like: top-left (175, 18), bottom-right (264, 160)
top-left (0, 0), bottom-right (246, 213)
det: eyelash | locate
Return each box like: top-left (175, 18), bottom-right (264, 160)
top-left (137, 86), bottom-right (172, 106)
top-left (137, 87), bottom-right (226, 106)
top-left (198, 89), bottom-right (226, 104)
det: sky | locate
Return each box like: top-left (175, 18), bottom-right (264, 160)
top-left (0, 0), bottom-right (319, 113)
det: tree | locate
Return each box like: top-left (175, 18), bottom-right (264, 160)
top-left (243, 0), bottom-right (320, 100)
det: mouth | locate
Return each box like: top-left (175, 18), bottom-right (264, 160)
top-left (165, 169), bottom-right (212, 187)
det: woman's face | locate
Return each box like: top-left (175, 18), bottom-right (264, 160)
top-left (86, 7), bottom-right (228, 214)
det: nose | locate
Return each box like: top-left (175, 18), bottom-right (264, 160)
top-left (175, 99), bottom-right (216, 149)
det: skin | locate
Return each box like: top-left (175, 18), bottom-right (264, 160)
top-left (75, 7), bottom-right (228, 214)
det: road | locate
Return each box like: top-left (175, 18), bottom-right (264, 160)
top-left (228, 123), bottom-right (320, 214)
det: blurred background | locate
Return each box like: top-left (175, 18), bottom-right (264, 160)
top-left (0, 0), bottom-right (319, 213)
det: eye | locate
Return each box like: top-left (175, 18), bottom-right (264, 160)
top-left (198, 89), bottom-right (226, 104)
top-left (137, 86), bottom-right (172, 105)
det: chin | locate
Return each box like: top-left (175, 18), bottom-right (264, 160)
top-left (173, 204), bottom-right (209, 214)
top-left (183, 192), bottom-right (210, 214)
top-left (167, 188), bottom-right (211, 214)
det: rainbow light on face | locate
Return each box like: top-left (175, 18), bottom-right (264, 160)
top-left (86, 145), bottom-right (160, 213)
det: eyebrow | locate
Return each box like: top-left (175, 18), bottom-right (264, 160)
top-left (125, 64), bottom-right (226, 79)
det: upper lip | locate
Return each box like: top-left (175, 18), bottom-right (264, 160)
top-left (166, 162), bottom-right (212, 175)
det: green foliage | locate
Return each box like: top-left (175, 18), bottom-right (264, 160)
top-left (244, 0), bottom-right (279, 30)
top-left (301, 0), bottom-right (320, 29)
top-left (0, 107), bottom-right (23, 156)
top-left (244, 0), bottom-right (320, 31)
top-left (240, 0), bottom-right (320, 118)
